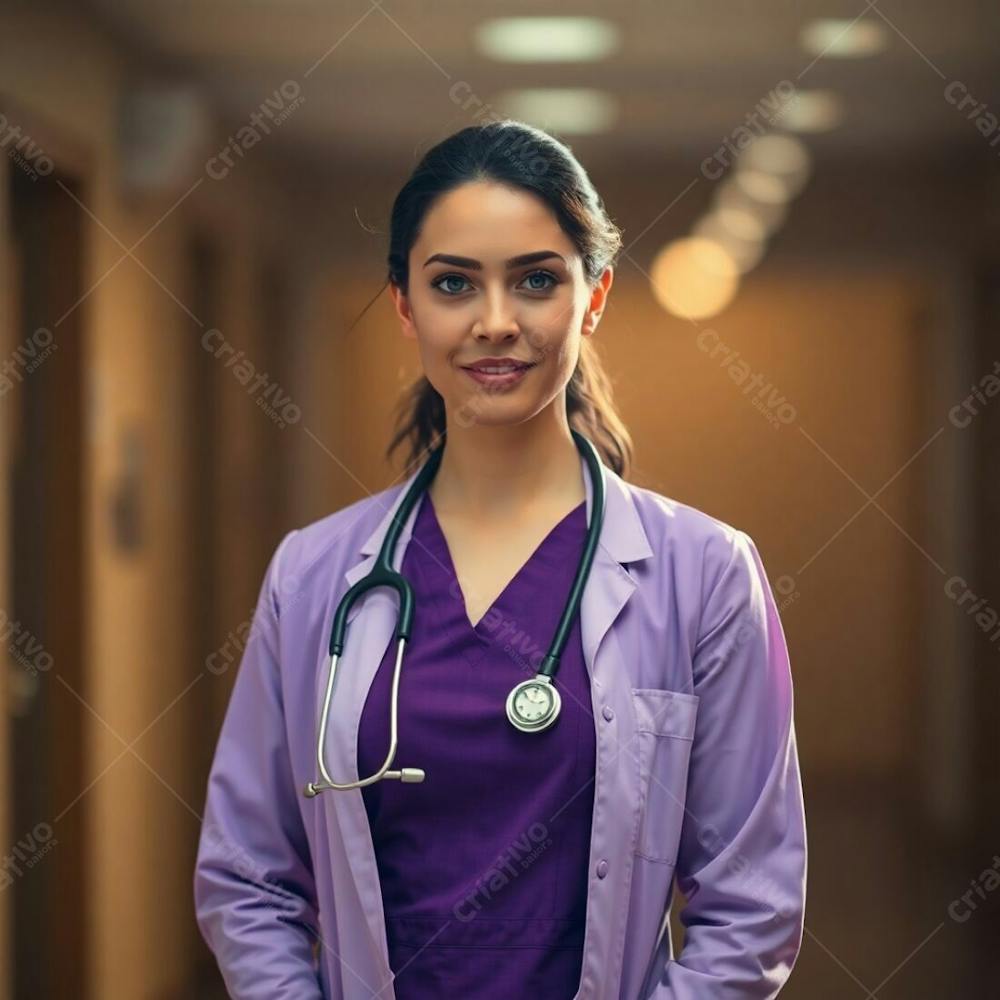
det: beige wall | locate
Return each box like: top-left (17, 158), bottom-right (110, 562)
top-left (0, 8), bottom-right (325, 998)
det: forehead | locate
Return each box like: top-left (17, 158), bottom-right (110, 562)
top-left (414, 180), bottom-right (576, 262)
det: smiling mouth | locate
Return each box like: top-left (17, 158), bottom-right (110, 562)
top-left (459, 361), bottom-right (537, 390)
top-left (461, 363), bottom-right (534, 374)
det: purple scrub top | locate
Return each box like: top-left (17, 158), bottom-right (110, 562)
top-left (357, 493), bottom-right (595, 998)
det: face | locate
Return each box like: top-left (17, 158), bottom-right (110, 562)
top-left (390, 180), bottom-right (613, 431)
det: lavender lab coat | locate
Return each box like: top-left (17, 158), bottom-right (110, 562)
top-left (194, 451), bottom-right (807, 999)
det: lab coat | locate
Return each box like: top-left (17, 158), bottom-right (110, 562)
top-left (193, 450), bottom-right (807, 999)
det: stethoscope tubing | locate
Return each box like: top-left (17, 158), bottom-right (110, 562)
top-left (303, 430), bottom-right (605, 798)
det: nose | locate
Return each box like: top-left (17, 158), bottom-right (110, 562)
top-left (473, 286), bottom-right (520, 342)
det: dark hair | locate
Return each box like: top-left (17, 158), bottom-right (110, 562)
top-left (370, 120), bottom-right (634, 478)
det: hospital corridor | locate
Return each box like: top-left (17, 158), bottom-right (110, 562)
top-left (1, 1), bottom-right (999, 997)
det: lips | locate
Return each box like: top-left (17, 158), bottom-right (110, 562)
top-left (460, 358), bottom-right (536, 373)
top-left (460, 358), bottom-right (536, 391)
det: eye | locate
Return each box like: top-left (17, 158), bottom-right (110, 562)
top-left (431, 269), bottom-right (560, 296)
top-left (519, 269), bottom-right (559, 292)
top-left (431, 273), bottom-right (473, 296)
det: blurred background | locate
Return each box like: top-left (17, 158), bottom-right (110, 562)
top-left (1, 0), bottom-right (999, 997)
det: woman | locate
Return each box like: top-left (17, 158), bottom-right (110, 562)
top-left (194, 120), bottom-right (806, 999)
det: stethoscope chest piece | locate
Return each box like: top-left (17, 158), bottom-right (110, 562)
top-left (505, 675), bottom-right (561, 733)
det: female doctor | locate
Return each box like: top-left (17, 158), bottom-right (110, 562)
top-left (194, 120), bottom-right (807, 1000)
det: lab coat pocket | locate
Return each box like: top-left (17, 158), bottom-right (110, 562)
top-left (630, 688), bottom-right (700, 865)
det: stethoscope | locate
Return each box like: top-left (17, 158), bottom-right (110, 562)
top-left (303, 429), bottom-right (606, 797)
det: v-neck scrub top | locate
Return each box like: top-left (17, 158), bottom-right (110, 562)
top-left (357, 492), bottom-right (596, 999)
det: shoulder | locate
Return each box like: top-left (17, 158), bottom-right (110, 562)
top-left (621, 479), bottom-right (769, 623)
top-left (626, 480), bottom-right (754, 566)
top-left (267, 481), bottom-right (407, 594)
top-left (626, 484), bottom-right (772, 656)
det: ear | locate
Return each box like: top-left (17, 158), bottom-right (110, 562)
top-left (581, 266), bottom-right (614, 338)
top-left (389, 282), bottom-right (418, 340)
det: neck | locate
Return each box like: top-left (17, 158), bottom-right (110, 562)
top-left (428, 403), bottom-right (585, 521)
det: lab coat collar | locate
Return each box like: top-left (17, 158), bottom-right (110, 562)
top-left (347, 444), bottom-right (653, 576)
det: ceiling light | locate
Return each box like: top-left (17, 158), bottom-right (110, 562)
top-left (732, 169), bottom-right (792, 205)
top-left (714, 206), bottom-right (768, 243)
top-left (650, 237), bottom-right (740, 320)
top-left (800, 18), bottom-right (888, 58)
top-left (475, 17), bottom-right (621, 63)
top-left (692, 216), bottom-right (767, 274)
top-left (494, 89), bottom-right (617, 135)
top-left (737, 135), bottom-right (812, 197)
top-left (714, 181), bottom-right (788, 235)
top-left (778, 89), bottom-right (844, 132)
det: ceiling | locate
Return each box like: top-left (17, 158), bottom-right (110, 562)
top-left (86, 0), bottom-right (1000, 168)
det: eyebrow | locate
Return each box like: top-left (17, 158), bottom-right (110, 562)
top-left (422, 250), bottom-right (566, 269)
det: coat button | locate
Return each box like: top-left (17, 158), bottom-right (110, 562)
top-left (596, 859), bottom-right (609, 879)
top-left (602, 705), bottom-right (614, 722)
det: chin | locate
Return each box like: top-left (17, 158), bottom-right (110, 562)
top-left (448, 395), bottom-right (536, 428)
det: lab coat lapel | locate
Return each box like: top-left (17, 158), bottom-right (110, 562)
top-left (316, 463), bottom-right (425, 983)
top-left (577, 451), bottom-right (651, 671)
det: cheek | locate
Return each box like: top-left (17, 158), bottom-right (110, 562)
top-left (412, 323), bottom-right (464, 397)
top-left (416, 336), bottom-right (453, 385)
top-left (526, 311), bottom-right (582, 372)
top-left (410, 306), bottom-right (457, 361)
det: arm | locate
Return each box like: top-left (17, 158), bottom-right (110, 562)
top-left (194, 529), bottom-right (324, 999)
top-left (654, 529), bottom-right (807, 998)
